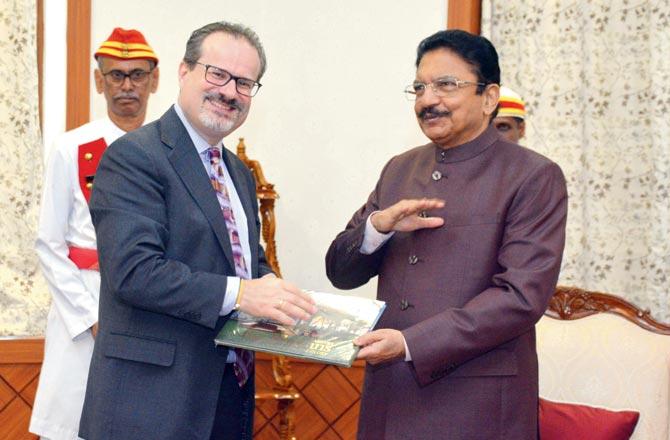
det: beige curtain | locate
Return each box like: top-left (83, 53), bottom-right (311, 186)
top-left (0, 0), bottom-right (49, 336)
top-left (482, 1), bottom-right (670, 321)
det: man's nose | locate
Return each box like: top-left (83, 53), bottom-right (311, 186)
top-left (417, 85), bottom-right (441, 105)
top-left (216, 78), bottom-right (238, 98)
top-left (120, 76), bottom-right (133, 91)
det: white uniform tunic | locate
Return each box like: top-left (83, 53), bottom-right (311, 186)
top-left (30, 118), bottom-right (125, 440)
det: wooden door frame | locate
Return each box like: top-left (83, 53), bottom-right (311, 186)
top-left (66, 0), bottom-right (91, 130)
top-left (447, 0), bottom-right (481, 34)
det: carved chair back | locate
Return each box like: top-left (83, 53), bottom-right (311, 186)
top-left (538, 286), bottom-right (670, 440)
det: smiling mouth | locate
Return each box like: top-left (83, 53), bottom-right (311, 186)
top-left (206, 98), bottom-right (238, 113)
top-left (204, 93), bottom-right (242, 114)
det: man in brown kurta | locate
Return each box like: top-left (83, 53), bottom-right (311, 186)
top-left (326, 30), bottom-right (567, 439)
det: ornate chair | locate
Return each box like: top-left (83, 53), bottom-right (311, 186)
top-left (236, 138), bottom-right (299, 440)
top-left (537, 286), bottom-right (670, 439)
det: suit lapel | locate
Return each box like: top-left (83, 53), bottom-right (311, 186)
top-left (160, 107), bottom-right (236, 271)
top-left (222, 147), bottom-right (259, 277)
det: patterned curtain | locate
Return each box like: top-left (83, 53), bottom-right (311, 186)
top-left (481, 1), bottom-right (670, 321)
top-left (0, 0), bottom-right (49, 336)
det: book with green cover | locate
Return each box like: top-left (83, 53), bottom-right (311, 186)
top-left (215, 290), bottom-right (386, 367)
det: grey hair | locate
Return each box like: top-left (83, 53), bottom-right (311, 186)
top-left (182, 21), bottom-right (267, 80)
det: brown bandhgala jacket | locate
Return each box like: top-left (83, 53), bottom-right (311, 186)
top-left (326, 126), bottom-right (567, 440)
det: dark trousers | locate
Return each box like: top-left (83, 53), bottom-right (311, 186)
top-left (209, 364), bottom-right (255, 440)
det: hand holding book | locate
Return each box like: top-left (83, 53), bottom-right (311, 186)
top-left (237, 274), bottom-right (317, 325)
top-left (216, 290), bottom-right (386, 367)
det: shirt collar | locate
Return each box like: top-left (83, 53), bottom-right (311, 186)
top-left (174, 102), bottom-right (222, 155)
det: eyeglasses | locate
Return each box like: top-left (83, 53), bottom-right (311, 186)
top-left (195, 62), bottom-right (262, 97)
top-left (102, 68), bottom-right (154, 86)
top-left (404, 76), bottom-right (485, 100)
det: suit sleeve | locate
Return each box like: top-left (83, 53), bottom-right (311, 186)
top-left (404, 161), bottom-right (568, 386)
top-left (90, 138), bottom-right (229, 329)
top-left (35, 143), bottom-right (98, 339)
top-left (325, 160), bottom-right (393, 289)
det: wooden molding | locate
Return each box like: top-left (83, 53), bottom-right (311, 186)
top-left (547, 286), bottom-right (670, 335)
top-left (66, 0), bottom-right (91, 130)
top-left (0, 338), bottom-right (44, 364)
top-left (447, 0), bottom-right (482, 34)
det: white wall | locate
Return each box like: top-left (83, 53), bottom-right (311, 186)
top-left (90, 1), bottom-right (447, 297)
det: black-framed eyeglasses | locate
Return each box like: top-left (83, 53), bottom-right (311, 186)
top-left (101, 68), bottom-right (154, 86)
top-left (404, 76), bottom-right (485, 100)
top-left (195, 61), bottom-right (262, 97)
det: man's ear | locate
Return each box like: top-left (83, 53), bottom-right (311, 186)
top-left (150, 67), bottom-right (160, 93)
top-left (178, 62), bottom-right (190, 88)
top-left (518, 120), bottom-right (526, 139)
top-left (483, 84), bottom-right (500, 116)
top-left (94, 69), bottom-right (105, 94)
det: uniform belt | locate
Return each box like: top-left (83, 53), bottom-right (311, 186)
top-left (68, 246), bottom-right (99, 271)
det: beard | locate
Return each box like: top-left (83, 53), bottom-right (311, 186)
top-left (198, 91), bottom-right (246, 136)
top-left (199, 111), bottom-right (236, 134)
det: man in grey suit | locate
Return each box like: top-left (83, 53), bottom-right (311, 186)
top-left (326, 30), bottom-right (567, 439)
top-left (79, 21), bottom-right (316, 440)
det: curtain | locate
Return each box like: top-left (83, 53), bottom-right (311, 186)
top-left (0, 0), bottom-right (49, 336)
top-left (482, 1), bottom-right (670, 321)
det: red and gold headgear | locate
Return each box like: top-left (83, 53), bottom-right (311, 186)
top-left (498, 86), bottom-right (525, 120)
top-left (94, 27), bottom-right (158, 65)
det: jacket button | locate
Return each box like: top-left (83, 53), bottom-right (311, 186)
top-left (431, 170), bottom-right (442, 181)
top-left (84, 152), bottom-right (93, 160)
top-left (408, 255), bottom-right (418, 265)
top-left (85, 182), bottom-right (93, 189)
top-left (399, 299), bottom-right (413, 311)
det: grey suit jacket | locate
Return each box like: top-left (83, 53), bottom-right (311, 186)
top-left (79, 107), bottom-right (273, 440)
top-left (326, 126), bottom-right (567, 440)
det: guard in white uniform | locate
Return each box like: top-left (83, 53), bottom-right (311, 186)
top-left (30, 28), bottom-right (159, 440)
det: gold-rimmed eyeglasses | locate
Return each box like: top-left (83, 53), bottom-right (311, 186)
top-left (404, 76), bottom-right (485, 101)
top-left (195, 61), bottom-right (262, 97)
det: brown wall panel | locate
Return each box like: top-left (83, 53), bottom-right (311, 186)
top-left (447, 0), bottom-right (482, 34)
top-left (66, 0), bottom-right (91, 130)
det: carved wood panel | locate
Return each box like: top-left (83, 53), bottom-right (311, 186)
top-left (253, 353), bottom-right (365, 440)
top-left (0, 338), bottom-right (42, 440)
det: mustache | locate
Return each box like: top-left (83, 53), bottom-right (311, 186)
top-left (113, 91), bottom-right (140, 101)
top-left (418, 106), bottom-right (451, 120)
top-left (204, 92), bottom-right (243, 112)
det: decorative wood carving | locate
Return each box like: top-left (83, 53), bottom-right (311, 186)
top-left (236, 138), bottom-right (281, 276)
top-left (546, 285), bottom-right (670, 335)
top-left (236, 138), bottom-right (299, 440)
